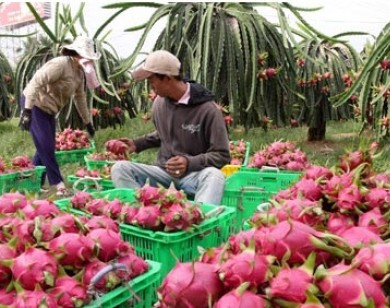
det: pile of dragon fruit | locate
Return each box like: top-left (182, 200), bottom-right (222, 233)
top-left (155, 146), bottom-right (390, 307)
top-left (55, 128), bottom-right (91, 151)
top-left (0, 155), bottom-right (35, 174)
top-left (70, 183), bottom-right (205, 232)
top-left (74, 166), bottom-right (111, 179)
top-left (229, 139), bottom-right (248, 165)
top-left (0, 192), bottom-right (149, 307)
top-left (248, 140), bottom-right (309, 171)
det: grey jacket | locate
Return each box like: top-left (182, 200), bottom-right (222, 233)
top-left (23, 56), bottom-right (90, 124)
top-left (134, 82), bottom-right (230, 173)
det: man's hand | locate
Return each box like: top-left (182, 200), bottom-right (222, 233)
top-left (19, 109), bottom-right (32, 131)
top-left (118, 138), bottom-right (137, 153)
top-left (165, 155), bottom-right (188, 178)
top-left (86, 123), bottom-right (95, 138)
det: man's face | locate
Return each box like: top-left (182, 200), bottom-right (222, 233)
top-left (147, 74), bottom-right (169, 97)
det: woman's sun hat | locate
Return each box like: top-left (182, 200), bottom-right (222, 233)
top-left (63, 36), bottom-right (101, 60)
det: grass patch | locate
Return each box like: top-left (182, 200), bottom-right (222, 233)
top-left (1, 117), bottom-right (389, 186)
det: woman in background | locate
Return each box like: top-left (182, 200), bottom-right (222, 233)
top-left (20, 36), bottom-right (100, 196)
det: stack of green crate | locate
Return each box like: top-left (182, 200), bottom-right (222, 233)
top-left (55, 188), bottom-right (236, 278)
top-left (221, 168), bottom-right (302, 231)
top-left (0, 166), bottom-right (46, 194)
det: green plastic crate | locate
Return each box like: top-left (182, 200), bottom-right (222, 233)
top-left (84, 260), bottom-right (161, 308)
top-left (0, 166), bottom-right (45, 194)
top-left (85, 154), bottom-right (139, 172)
top-left (84, 155), bottom-right (117, 172)
top-left (221, 169), bottom-right (301, 231)
top-left (55, 188), bottom-right (236, 278)
top-left (55, 141), bottom-right (96, 165)
top-left (67, 175), bottom-right (114, 192)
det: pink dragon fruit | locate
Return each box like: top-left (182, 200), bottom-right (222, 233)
top-left (275, 198), bottom-right (323, 226)
top-left (268, 253), bottom-right (317, 304)
top-left (87, 228), bottom-right (132, 262)
top-left (85, 199), bottom-right (108, 216)
top-left (160, 182), bottom-right (187, 209)
top-left (161, 203), bottom-right (192, 231)
top-left (364, 172), bottom-right (390, 188)
top-left (327, 213), bottom-right (355, 234)
top-left (336, 226), bottom-right (384, 248)
top-left (285, 161), bottom-right (307, 171)
top-left (292, 179), bottom-right (323, 201)
top-left (198, 246), bottom-right (231, 264)
top-left (0, 192), bottom-right (27, 213)
top-left (259, 221), bottom-right (349, 265)
top-left (11, 247), bottom-right (58, 290)
top-left (218, 246), bottom-right (275, 290)
top-left (82, 259), bottom-right (121, 292)
top-left (339, 149), bottom-right (372, 173)
top-left (358, 208), bottom-right (387, 235)
top-left (364, 187), bottom-right (390, 209)
top-left (103, 199), bottom-right (124, 220)
top-left (228, 229), bottom-right (257, 254)
top-left (322, 173), bottom-right (353, 202)
top-left (132, 204), bottom-right (162, 230)
top-left (12, 217), bottom-right (58, 252)
top-left (49, 275), bottom-right (88, 308)
top-left (135, 181), bottom-right (161, 206)
top-left (157, 262), bottom-right (223, 307)
top-left (352, 243), bottom-right (390, 279)
top-left (304, 165), bottom-right (333, 181)
top-left (0, 289), bottom-right (16, 305)
top-left (15, 290), bottom-right (57, 307)
top-left (71, 191), bottom-right (93, 209)
top-left (273, 187), bottom-right (296, 202)
top-left (22, 199), bottom-right (60, 219)
top-left (115, 254), bottom-right (149, 280)
top-left (315, 262), bottom-right (387, 307)
top-left (214, 282), bottom-right (266, 307)
top-left (121, 205), bottom-right (140, 225)
top-left (86, 215), bottom-right (119, 233)
top-left (186, 202), bottom-right (205, 225)
top-left (48, 233), bottom-right (95, 270)
top-left (0, 243), bottom-right (16, 286)
top-left (335, 184), bottom-right (364, 212)
top-left (51, 213), bottom-right (86, 234)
